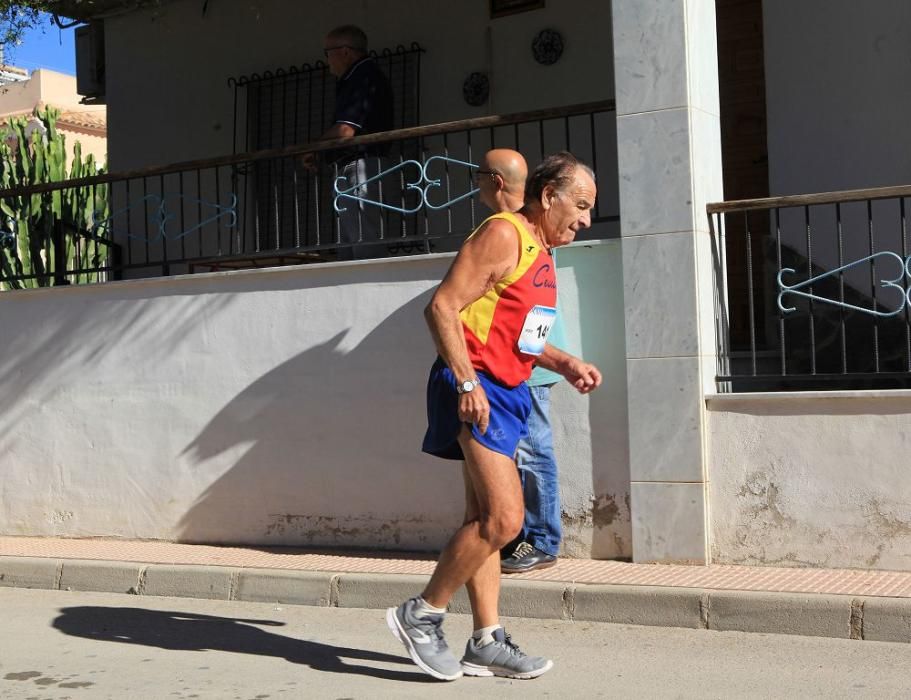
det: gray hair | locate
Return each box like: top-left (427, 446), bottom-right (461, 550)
top-left (525, 151), bottom-right (594, 206)
top-left (326, 25), bottom-right (368, 54)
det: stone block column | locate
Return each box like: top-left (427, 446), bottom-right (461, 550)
top-left (612, 0), bottom-right (724, 562)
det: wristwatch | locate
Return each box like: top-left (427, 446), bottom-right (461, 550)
top-left (456, 378), bottom-right (480, 395)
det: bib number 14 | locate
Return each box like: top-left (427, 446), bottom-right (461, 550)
top-left (518, 305), bottom-right (556, 356)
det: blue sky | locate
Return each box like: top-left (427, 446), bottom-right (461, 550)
top-left (6, 12), bottom-right (76, 75)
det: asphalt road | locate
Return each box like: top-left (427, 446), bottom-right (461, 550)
top-left (1, 587), bottom-right (909, 699)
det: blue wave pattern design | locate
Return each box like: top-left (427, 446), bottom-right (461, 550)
top-left (92, 193), bottom-right (237, 242)
top-left (778, 251), bottom-right (911, 318)
top-left (333, 156), bottom-right (480, 214)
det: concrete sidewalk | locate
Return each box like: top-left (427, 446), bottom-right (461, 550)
top-left (2, 536), bottom-right (910, 644)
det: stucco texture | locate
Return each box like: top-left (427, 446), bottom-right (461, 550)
top-left (104, 0), bottom-right (614, 170)
top-left (0, 242), bottom-right (629, 557)
top-left (708, 394), bottom-right (911, 571)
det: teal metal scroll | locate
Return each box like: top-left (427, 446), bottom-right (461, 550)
top-left (333, 156), bottom-right (480, 214)
top-left (92, 193), bottom-right (237, 242)
top-left (777, 251), bottom-right (910, 318)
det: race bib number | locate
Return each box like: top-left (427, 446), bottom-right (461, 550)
top-left (518, 305), bottom-right (556, 356)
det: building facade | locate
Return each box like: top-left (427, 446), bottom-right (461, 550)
top-left (1, 0), bottom-right (910, 570)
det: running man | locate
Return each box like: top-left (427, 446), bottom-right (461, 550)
top-left (386, 152), bottom-right (602, 681)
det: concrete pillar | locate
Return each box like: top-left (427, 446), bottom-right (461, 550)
top-left (611, 0), bottom-right (723, 563)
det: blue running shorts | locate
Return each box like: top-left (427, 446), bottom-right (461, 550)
top-left (422, 357), bottom-right (531, 461)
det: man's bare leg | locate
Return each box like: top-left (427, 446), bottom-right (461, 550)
top-left (437, 431), bottom-right (554, 679)
top-left (421, 426), bottom-right (523, 618)
top-left (461, 465), bottom-right (507, 630)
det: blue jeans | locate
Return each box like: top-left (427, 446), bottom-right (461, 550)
top-left (515, 383), bottom-right (561, 556)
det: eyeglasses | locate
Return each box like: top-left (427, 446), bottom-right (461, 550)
top-left (323, 45), bottom-right (352, 57)
top-left (473, 169), bottom-right (500, 183)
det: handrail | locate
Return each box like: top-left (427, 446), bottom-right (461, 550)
top-left (0, 99), bottom-right (616, 199)
top-left (707, 183), bottom-right (911, 215)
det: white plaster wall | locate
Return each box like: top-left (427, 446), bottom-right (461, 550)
top-left (60, 128), bottom-right (107, 167)
top-left (0, 69), bottom-right (101, 114)
top-left (550, 241), bottom-right (631, 558)
top-left (0, 241), bottom-right (629, 555)
top-left (103, 0), bottom-right (614, 169)
top-left (763, 0), bottom-right (911, 196)
top-left (707, 393), bottom-right (911, 571)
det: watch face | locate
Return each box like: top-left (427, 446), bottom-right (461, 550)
top-left (461, 381), bottom-right (474, 393)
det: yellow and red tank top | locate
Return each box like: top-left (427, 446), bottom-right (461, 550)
top-left (460, 212), bottom-right (557, 388)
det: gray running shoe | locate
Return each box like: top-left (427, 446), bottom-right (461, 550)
top-left (386, 597), bottom-right (463, 681)
top-left (461, 628), bottom-right (553, 679)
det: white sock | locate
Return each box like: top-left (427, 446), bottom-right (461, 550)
top-left (472, 623), bottom-right (503, 646)
top-left (412, 595), bottom-right (447, 617)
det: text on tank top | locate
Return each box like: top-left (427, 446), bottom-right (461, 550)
top-left (459, 212), bottom-right (558, 387)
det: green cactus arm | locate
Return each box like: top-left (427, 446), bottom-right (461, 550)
top-left (70, 141), bottom-right (82, 180)
top-left (13, 217), bottom-right (30, 285)
top-left (0, 246), bottom-right (22, 290)
top-left (0, 107), bottom-right (110, 289)
top-left (43, 106), bottom-right (60, 143)
top-left (16, 123), bottom-right (31, 182)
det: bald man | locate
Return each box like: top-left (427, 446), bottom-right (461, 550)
top-left (473, 148), bottom-right (527, 214)
top-left (474, 149), bottom-right (567, 575)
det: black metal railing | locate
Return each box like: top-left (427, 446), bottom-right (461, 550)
top-left (0, 217), bottom-right (119, 291)
top-left (709, 185), bottom-right (911, 391)
top-left (229, 44), bottom-right (424, 154)
top-left (0, 100), bottom-right (618, 287)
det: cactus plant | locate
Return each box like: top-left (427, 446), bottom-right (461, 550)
top-left (0, 105), bottom-right (110, 290)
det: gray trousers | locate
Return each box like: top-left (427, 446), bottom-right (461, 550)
top-left (334, 157), bottom-right (399, 261)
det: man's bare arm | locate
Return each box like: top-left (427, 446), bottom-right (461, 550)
top-left (537, 343), bottom-right (602, 395)
top-left (424, 220), bottom-right (520, 431)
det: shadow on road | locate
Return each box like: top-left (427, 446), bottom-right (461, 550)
top-left (52, 606), bottom-right (433, 683)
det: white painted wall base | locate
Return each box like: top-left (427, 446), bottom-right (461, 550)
top-left (0, 242), bottom-right (629, 556)
top-left (707, 393), bottom-right (911, 571)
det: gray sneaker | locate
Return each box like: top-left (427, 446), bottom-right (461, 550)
top-left (461, 628), bottom-right (553, 679)
top-left (386, 597), bottom-right (463, 681)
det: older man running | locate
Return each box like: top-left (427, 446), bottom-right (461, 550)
top-left (386, 151), bottom-right (602, 681)
top-left (473, 148), bottom-right (570, 574)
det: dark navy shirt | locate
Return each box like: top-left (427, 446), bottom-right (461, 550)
top-left (331, 56), bottom-right (393, 164)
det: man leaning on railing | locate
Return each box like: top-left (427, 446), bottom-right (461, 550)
top-left (302, 24), bottom-right (394, 261)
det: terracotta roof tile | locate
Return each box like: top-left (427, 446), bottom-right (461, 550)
top-left (0, 102), bottom-right (106, 134)
top-left (57, 109), bottom-right (107, 132)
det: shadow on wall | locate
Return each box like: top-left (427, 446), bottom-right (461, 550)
top-left (178, 288), bottom-right (465, 551)
top-left (0, 283), bottom-right (237, 450)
